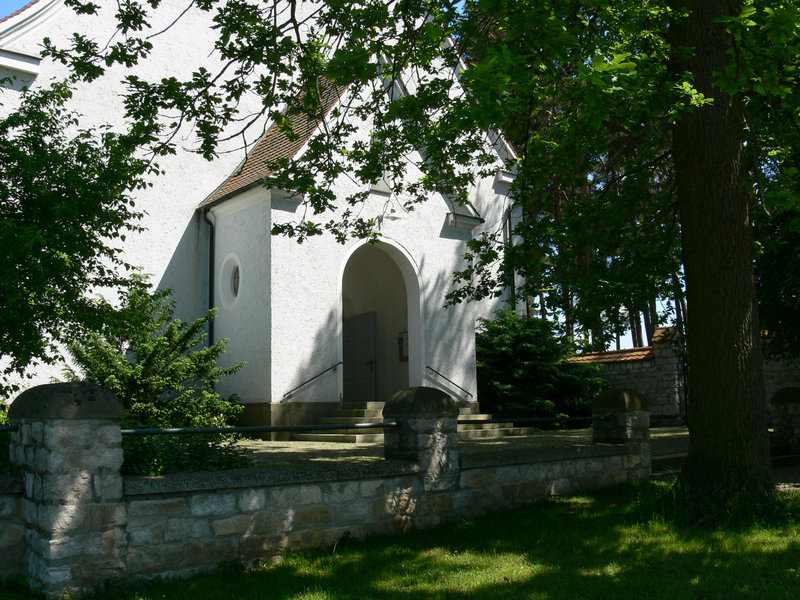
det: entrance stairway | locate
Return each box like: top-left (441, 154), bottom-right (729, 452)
top-left (291, 401), bottom-right (531, 443)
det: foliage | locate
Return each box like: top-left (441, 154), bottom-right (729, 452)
top-left (65, 280), bottom-right (249, 475)
top-left (0, 81), bottom-right (153, 394)
top-left (29, 0), bottom-right (800, 517)
top-left (28, 481), bottom-right (800, 600)
top-left (0, 402), bottom-right (14, 475)
top-left (450, 1), bottom-right (682, 347)
top-left (475, 310), bottom-right (606, 423)
top-left (754, 207), bottom-right (800, 361)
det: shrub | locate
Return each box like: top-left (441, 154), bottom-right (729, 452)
top-left (475, 310), bottom-right (607, 426)
top-left (0, 402), bottom-right (14, 475)
top-left (66, 279), bottom-right (250, 474)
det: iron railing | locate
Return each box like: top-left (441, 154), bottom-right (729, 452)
top-left (282, 361), bottom-right (343, 400)
top-left (457, 416), bottom-right (596, 426)
top-left (121, 421), bottom-right (397, 436)
top-left (425, 366), bottom-right (473, 399)
top-left (1, 415), bottom-right (607, 435)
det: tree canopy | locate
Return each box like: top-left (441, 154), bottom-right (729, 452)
top-left (4, 0), bottom-right (800, 520)
top-left (0, 80), bottom-right (152, 393)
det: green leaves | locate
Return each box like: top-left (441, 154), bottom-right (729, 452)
top-left (476, 310), bottom-right (607, 422)
top-left (0, 81), bottom-right (151, 393)
top-left (64, 280), bottom-right (249, 474)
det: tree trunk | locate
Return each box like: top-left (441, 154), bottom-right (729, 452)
top-left (670, 0), bottom-right (777, 521)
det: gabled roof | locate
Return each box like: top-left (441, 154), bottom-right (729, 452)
top-left (200, 80), bottom-right (346, 208)
top-left (0, 0), bottom-right (41, 24)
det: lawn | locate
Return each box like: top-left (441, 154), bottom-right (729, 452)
top-left (4, 480), bottom-right (800, 600)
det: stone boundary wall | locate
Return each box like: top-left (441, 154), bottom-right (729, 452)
top-left (571, 328), bottom-right (800, 426)
top-left (569, 329), bottom-right (684, 425)
top-left (765, 360), bottom-right (800, 404)
top-left (5, 384), bottom-right (651, 599)
top-left (597, 358), bottom-right (682, 424)
top-left (0, 474), bottom-right (23, 578)
top-left (120, 446), bottom-right (634, 582)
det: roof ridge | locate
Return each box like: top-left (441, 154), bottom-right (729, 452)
top-left (199, 79), bottom-right (347, 209)
top-left (0, 0), bottom-right (42, 24)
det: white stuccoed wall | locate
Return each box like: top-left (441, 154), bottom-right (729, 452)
top-left (0, 0), bottom-right (268, 384)
top-left (208, 188), bottom-right (272, 405)
top-left (2, 1), bottom-right (516, 409)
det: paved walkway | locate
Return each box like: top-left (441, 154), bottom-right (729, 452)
top-left (238, 426), bottom-right (800, 489)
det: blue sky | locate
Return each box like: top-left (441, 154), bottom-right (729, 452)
top-left (1, 0), bottom-right (33, 20)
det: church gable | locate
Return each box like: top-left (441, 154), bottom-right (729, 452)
top-left (201, 80), bottom-right (347, 208)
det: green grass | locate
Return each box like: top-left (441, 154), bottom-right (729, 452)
top-left (5, 481), bottom-right (800, 600)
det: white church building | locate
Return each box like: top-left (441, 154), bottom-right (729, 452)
top-left (1, 0), bottom-right (518, 427)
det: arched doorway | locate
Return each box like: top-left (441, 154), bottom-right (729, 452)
top-left (340, 241), bottom-right (422, 403)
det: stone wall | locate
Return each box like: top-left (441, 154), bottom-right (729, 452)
top-left (6, 383), bottom-right (651, 599)
top-left (570, 328), bottom-right (800, 426)
top-left (568, 328), bottom-right (684, 425)
top-left (765, 360), bottom-right (800, 403)
top-left (0, 474), bottom-right (24, 578)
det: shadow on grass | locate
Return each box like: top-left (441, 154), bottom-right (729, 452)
top-left (68, 480), bottom-right (800, 600)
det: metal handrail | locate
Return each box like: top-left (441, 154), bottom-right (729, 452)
top-left (457, 413), bottom-right (610, 426)
top-left (282, 361), bottom-right (343, 400)
top-left (425, 365), bottom-right (473, 399)
top-left (121, 420), bottom-right (397, 436)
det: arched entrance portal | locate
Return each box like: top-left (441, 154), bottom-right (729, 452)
top-left (341, 242), bottom-right (422, 403)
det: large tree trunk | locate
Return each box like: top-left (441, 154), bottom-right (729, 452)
top-left (670, 0), bottom-right (777, 521)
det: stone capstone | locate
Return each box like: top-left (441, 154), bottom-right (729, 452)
top-left (593, 388), bottom-right (650, 413)
top-left (382, 387), bottom-right (459, 419)
top-left (8, 382), bottom-right (123, 421)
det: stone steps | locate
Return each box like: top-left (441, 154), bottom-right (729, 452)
top-left (290, 400), bottom-right (521, 443)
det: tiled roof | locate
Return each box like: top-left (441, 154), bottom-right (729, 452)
top-left (565, 326), bottom-right (677, 364)
top-left (0, 0), bottom-right (41, 24)
top-left (566, 346), bottom-right (655, 364)
top-left (650, 326), bottom-right (675, 344)
top-left (200, 80), bottom-right (346, 208)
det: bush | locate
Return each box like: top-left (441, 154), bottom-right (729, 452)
top-left (0, 402), bottom-right (14, 475)
top-left (475, 311), bottom-right (607, 426)
top-left (66, 280), bottom-right (250, 475)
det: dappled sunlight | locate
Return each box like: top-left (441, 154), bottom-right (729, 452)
top-left (48, 483), bottom-right (800, 600)
top-left (369, 549), bottom-right (548, 595)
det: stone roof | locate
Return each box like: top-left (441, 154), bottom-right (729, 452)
top-left (200, 80), bottom-right (346, 208)
top-left (0, 0), bottom-right (41, 24)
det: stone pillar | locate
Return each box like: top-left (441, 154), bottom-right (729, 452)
top-left (592, 388), bottom-right (651, 480)
top-left (8, 382), bottom-right (127, 599)
top-left (770, 387), bottom-right (800, 452)
top-left (383, 387), bottom-right (460, 491)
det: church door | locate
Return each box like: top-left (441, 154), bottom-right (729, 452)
top-left (343, 312), bottom-right (377, 402)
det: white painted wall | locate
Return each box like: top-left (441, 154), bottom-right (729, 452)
top-left (208, 188), bottom-right (271, 405)
top-left (2, 1), bottom-right (514, 410)
top-left (0, 0), bottom-right (266, 385)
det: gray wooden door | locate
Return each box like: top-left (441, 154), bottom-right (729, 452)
top-left (343, 312), bottom-right (377, 402)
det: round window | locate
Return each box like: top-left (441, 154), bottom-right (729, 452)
top-left (231, 265), bottom-right (240, 298)
top-left (219, 254), bottom-right (242, 309)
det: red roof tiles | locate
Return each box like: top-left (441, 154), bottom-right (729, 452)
top-left (566, 346), bottom-right (655, 364)
top-left (0, 0), bottom-right (41, 24)
top-left (565, 327), bottom-right (675, 364)
top-left (200, 80), bottom-right (346, 208)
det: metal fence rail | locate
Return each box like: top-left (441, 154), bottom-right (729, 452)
top-left (1, 416), bottom-right (604, 435)
top-left (457, 416), bottom-right (596, 426)
top-left (121, 421), bottom-right (398, 436)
